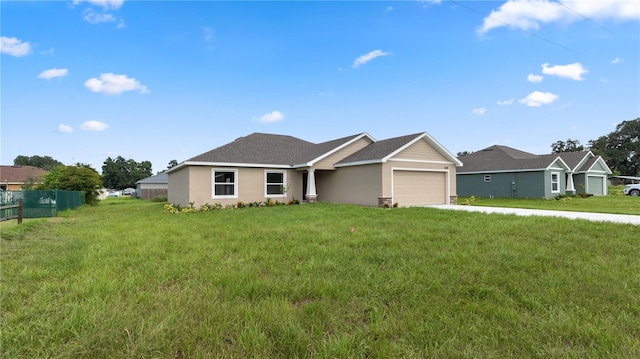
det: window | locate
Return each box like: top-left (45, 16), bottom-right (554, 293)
top-left (551, 172), bottom-right (559, 193)
top-left (484, 175), bottom-right (491, 182)
top-left (213, 169), bottom-right (237, 198)
top-left (266, 170), bottom-right (286, 196)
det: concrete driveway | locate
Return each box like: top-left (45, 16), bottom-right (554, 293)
top-left (429, 205), bottom-right (640, 225)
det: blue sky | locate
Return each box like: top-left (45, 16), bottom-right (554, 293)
top-left (2, 0), bottom-right (639, 174)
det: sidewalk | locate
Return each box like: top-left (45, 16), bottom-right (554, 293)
top-left (429, 205), bottom-right (640, 225)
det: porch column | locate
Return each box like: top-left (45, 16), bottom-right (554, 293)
top-left (566, 172), bottom-right (575, 194)
top-left (306, 168), bottom-right (317, 203)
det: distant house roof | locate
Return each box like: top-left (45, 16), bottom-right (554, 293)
top-left (458, 145), bottom-right (611, 174)
top-left (0, 165), bottom-right (49, 184)
top-left (136, 172), bottom-right (168, 184)
top-left (170, 132), bottom-right (461, 172)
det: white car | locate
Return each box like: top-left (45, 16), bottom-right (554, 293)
top-left (623, 184), bottom-right (640, 196)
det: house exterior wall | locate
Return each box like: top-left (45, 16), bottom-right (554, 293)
top-left (315, 164), bottom-right (382, 206)
top-left (392, 139), bottom-right (450, 162)
top-left (168, 167), bottom-right (190, 206)
top-left (171, 166), bottom-right (304, 207)
top-left (543, 168), bottom-right (566, 198)
top-left (314, 137), bottom-right (374, 170)
top-left (457, 171), bottom-right (548, 198)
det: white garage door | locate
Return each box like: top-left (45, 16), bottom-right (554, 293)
top-left (393, 170), bottom-right (447, 206)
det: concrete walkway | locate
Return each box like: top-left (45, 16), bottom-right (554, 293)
top-left (429, 205), bottom-right (640, 225)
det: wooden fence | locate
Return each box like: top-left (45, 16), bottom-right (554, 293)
top-left (0, 199), bottom-right (23, 224)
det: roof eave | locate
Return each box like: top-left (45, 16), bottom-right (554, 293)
top-left (305, 133), bottom-right (376, 167)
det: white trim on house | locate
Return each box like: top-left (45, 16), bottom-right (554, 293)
top-left (550, 171), bottom-right (560, 193)
top-left (170, 161), bottom-right (290, 173)
top-left (546, 157), bottom-right (571, 172)
top-left (264, 170), bottom-right (287, 198)
top-left (388, 158), bottom-right (458, 165)
top-left (212, 168), bottom-right (238, 199)
top-left (294, 133), bottom-right (376, 168)
top-left (334, 159), bottom-right (384, 168)
top-left (391, 167), bottom-right (451, 205)
top-left (571, 151), bottom-right (594, 172)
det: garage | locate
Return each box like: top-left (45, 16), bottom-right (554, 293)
top-left (587, 175), bottom-right (605, 196)
top-left (393, 170), bottom-right (447, 206)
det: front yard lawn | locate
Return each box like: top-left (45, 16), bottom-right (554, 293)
top-left (2, 200), bottom-right (639, 358)
top-left (459, 188), bottom-right (639, 215)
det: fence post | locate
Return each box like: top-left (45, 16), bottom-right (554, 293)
top-left (18, 199), bottom-right (23, 225)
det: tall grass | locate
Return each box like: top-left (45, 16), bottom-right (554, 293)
top-left (2, 199), bottom-right (639, 358)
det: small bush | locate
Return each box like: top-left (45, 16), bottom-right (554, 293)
top-left (152, 196), bottom-right (168, 202)
top-left (461, 196), bottom-right (476, 205)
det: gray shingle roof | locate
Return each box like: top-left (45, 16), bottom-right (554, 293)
top-left (337, 133), bottom-right (423, 164)
top-left (136, 172), bottom-right (168, 184)
top-left (183, 131), bottom-right (457, 170)
top-left (187, 133), bottom-right (316, 165)
top-left (458, 145), bottom-right (592, 173)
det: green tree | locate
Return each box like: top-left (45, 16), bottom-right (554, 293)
top-left (38, 165), bottom-right (103, 205)
top-left (167, 159), bottom-right (179, 170)
top-left (13, 155), bottom-right (64, 171)
top-left (101, 156), bottom-right (153, 189)
top-left (551, 139), bottom-right (584, 154)
top-left (588, 118), bottom-right (640, 176)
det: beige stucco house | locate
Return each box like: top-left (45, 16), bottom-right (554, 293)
top-left (167, 132), bottom-right (462, 207)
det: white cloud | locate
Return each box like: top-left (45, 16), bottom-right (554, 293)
top-left (353, 49), bottom-right (390, 68)
top-left (81, 120), bottom-right (109, 131)
top-left (385, 6), bottom-right (394, 12)
top-left (611, 57), bottom-right (624, 64)
top-left (527, 74), bottom-right (543, 83)
top-left (73, 0), bottom-right (124, 10)
top-left (83, 9), bottom-right (116, 24)
top-left (38, 68), bottom-right (69, 80)
top-left (497, 99), bottom-right (514, 106)
top-left (0, 36), bottom-right (32, 57)
top-left (255, 111), bottom-right (285, 123)
top-left (83, 8), bottom-right (124, 28)
top-left (472, 108), bottom-right (486, 115)
top-left (541, 62), bottom-right (587, 81)
top-left (84, 73), bottom-right (149, 95)
top-left (58, 124), bottom-right (74, 133)
top-left (519, 91), bottom-right (558, 107)
top-left (478, 0), bottom-right (639, 34)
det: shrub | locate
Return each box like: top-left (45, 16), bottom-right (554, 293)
top-left (152, 196), bottom-right (167, 202)
top-left (461, 196), bottom-right (476, 206)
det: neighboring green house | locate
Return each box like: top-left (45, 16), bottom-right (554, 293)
top-left (457, 145), bottom-right (612, 199)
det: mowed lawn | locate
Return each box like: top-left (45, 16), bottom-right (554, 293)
top-left (1, 199), bottom-right (639, 358)
top-left (458, 186), bottom-right (640, 215)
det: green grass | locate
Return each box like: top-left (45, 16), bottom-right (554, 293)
top-left (459, 187), bottom-right (640, 215)
top-left (2, 199), bottom-right (639, 358)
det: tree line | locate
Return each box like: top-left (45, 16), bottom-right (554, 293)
top-left (11, 156), bottom-right (178, 205)
top-left (550, 118), bottom-right (639, 176)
